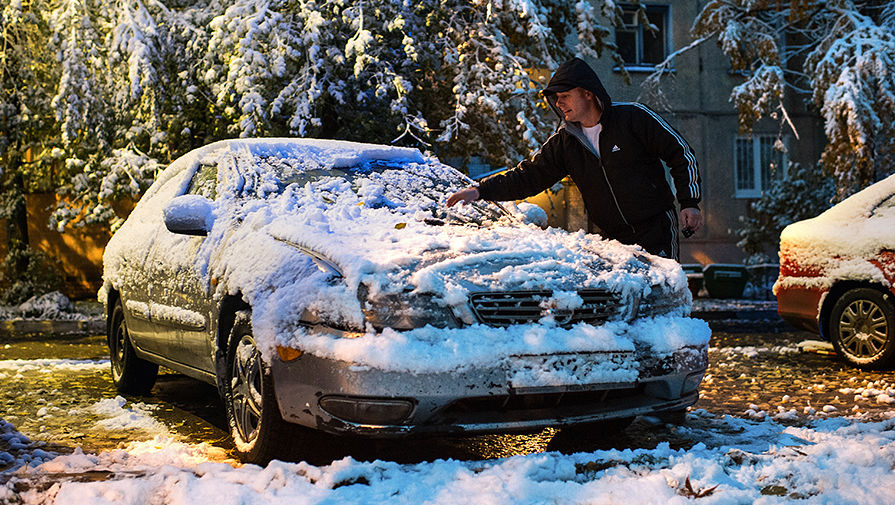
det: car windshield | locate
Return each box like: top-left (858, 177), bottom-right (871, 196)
top-left (231, 154), bottom-right (509, 226)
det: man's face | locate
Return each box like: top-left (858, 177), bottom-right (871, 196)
top-left (554, 87), bottom-right (600, 125)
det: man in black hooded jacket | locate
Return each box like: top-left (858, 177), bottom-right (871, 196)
top-left (447, 57), bottom-right (702, 261)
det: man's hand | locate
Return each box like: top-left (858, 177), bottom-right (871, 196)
top-left (446, 187), bottom-right (480, 207)
top-left (680, 207), bottom-right (703, 236)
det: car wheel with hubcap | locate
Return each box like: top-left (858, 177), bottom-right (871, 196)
top-left (830, 288), bottom-right (895, 370)
top-left (224, 311), bottom-right (297, 464)
top-left (108, 298), bottom-right (158, 395)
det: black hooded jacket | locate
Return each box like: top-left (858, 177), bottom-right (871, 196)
top-left (477, 58), bottom-right (701, 238)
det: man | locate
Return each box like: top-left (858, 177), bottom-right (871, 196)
top-left (447, 57), bottom-right (702, 261)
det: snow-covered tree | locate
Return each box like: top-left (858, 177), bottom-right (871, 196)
top-left (196, 0), bottom-right (625, 166)
top-left (50, 0), bottom-right (201, 231)
top-left (690, 0), bottom-right (895, 199)
top-left (7, 0), bottom-right (635, 234)
top-left (0, 0), bottom-right (66, 302)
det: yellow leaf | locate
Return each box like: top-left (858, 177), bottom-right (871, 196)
top-left (395, 223), bottom-right (407, 229)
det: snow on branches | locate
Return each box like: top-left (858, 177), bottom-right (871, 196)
top-left (692, 0), bottom-right (895, 198)
top-left (807, 5), bottom-right (895, 198)
top-left (7, 0), bottom-right (626, 230)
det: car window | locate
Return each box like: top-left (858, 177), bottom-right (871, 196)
top-left (187, 163), bottom-right (218, 200)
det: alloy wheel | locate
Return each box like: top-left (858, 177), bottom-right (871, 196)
top-left (230, 335), bottom-right (264, 443)
top-left (837, 298), bottom-right (889, 360)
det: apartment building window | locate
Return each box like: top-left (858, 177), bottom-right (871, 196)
top-left (735, 135), bottom-right (788, 198)
top-left (615, 4), bottom-right (670, 68)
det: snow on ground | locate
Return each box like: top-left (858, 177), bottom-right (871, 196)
top-left (0, 292), bottom-right (101, 321)
top-left (3, 411), bottom-right (895, 504)
top-left (0, 359), bottom-right (108, 379)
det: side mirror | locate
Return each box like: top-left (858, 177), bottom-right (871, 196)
top-left (164, 195), bottom-right (214, 236)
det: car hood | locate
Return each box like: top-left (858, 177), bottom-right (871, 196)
top-left (267, 216), bottom-right (681, 299)
top-left (212, 155), bottom-right (687, 334)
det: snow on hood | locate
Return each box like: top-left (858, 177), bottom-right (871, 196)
top-left (776, 173), bottom-right (895, 291)
top-left (103, 138), bottom-right (700, 368)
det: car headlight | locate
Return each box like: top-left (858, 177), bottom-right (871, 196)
top-left (638, 284), bottom-right (689, 317)
top-left (358, 285), bottom-right (460, 330)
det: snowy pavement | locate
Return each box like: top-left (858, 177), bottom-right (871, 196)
top-left (4, 324), bottom-right (895, 503)
top-left (4, 411), bottom-right (895, 504)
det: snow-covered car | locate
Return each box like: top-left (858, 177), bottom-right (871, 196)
top-left (102, 138), bottom-right (710, 463)
top-left (775, 174), bottom-right (895, 369)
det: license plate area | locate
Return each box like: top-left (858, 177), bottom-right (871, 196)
top-left (504, 352), bottom-right (639, 389)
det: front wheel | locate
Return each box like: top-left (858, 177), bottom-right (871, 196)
top-left (108, 298), bottom-right (158, 395)
top-left (224, 311), bottom-right (298, 464)
top-left (830, 288), bottom-right (895, 370)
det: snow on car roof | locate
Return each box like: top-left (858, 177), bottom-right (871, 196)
top-left (776, 173), bottom-right (895, 291)
top-left (780, 173), bottom-right (895, 253)
top-left (103, 139), bottom-right (706, 374)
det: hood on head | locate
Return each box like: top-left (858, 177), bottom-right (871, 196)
top-left (542, 57), bottom-right (613, 125)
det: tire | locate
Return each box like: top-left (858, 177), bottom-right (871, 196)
top-left (829, 288), bottom-right (895, 370)
top-left (108, 298), bottom-right (158, 395)
top-left (224, 311), bottom-right (297, 464)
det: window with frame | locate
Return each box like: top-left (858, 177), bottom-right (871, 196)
top-left (615, 4), bottom-right (670, 68)
top-left (734, 135), bottom-right (788, 198)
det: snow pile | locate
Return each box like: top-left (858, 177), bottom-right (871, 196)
top-left (103, 139), bottom-right (702, 372)
top-left (0, 359), bottom-right (108, 375)
top-left (91, 397), bottom-right (169, 434)
top-left (0, 292), bottom-right (92, 321)
top-left (5, 414), bottom-right (895, 504)
top-left (775, 173), bottom-right (895, 292)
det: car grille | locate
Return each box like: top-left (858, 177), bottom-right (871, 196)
top-left (468, 289), bottom-right (622, 326)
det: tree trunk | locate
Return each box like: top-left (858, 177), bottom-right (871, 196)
top-left (3, 154), bottom-right (30, 272)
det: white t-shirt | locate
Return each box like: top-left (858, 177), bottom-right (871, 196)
top-left (583, 123), bottom-right (602, 156)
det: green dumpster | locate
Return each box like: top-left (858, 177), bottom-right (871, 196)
top-left (703, 264), bottom-right (749, 299)
top-left (745, 263), bottom-right (780, 300)
top-left (681, 263), bottom-right (704, 298)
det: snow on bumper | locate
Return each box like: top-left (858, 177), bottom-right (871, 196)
top-left (270, 315), bottom-right (709, 436)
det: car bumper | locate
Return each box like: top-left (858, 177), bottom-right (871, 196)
top-left (776, 284), bottom-right (825, 334)
top-left (269, 347), bottom-right (708, 437)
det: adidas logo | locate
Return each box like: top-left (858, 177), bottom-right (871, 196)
top-left (612, 145), bottom-right (621, 152)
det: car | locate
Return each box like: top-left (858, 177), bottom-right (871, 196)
top-left (101, 138), bottom-right (710, 463)
top-left (775, 174), bottom-right (895, 369)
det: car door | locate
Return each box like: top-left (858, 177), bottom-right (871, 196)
top-left (141, 162), bottom-right (219, 373)
top-left (118, 163), bottom-right (197, 358)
